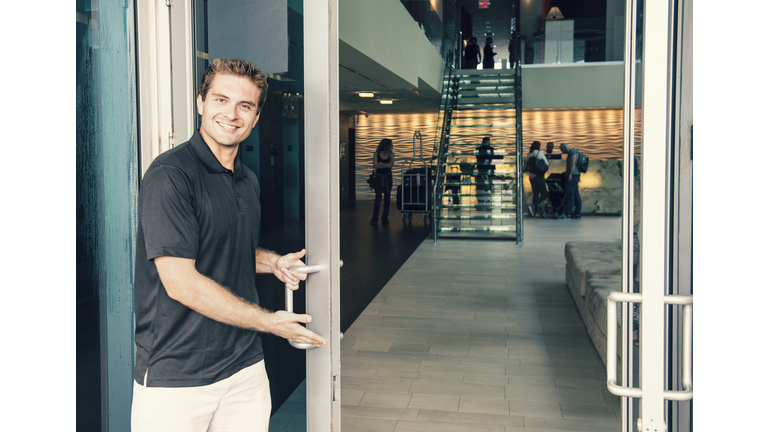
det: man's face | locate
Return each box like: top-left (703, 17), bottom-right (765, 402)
top-left (197, 73), bottom-right (261, 150)
top-left (560, 145), bottom-right (568, 154)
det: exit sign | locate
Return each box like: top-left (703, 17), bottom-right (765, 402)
top-left (479, 1), bottom-right (490, 8)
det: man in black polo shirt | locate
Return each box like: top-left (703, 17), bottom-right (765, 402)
top-left (131, 59), bottom-right (326, 432)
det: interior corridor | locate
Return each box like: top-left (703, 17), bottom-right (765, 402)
top-left (271, 205), bottom-right (623, 432)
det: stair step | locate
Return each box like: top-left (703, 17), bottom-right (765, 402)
top-left (450, 115), bottom-right (517, 120)
top-left (443, 142), bottom-right (519, 146)
top-left (447, 133), bottom-right (516, 138)
top-left (442, 183), bottom-right (518, 189)
top-left (441, 123), bottom-right (516, 129)
top-left (438, 214), bottom-right (517, 220)
top-left (444, 149), bottom-right (515, 156)
top-left (454, 69), bottom-right (516, 77)
top-left (457, 96), bottom-right (516, 103)
top-left (438, 226), bottom-right (518, 233)
top-left (454, 104), bottom-right (516, 111)
top-left (439, 203), bottom-right (518, 210)
top-left (459, 85), bottom-right (516, 91)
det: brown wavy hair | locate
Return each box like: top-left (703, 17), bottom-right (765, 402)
top-left (198, 59), bottom-right (269, 114)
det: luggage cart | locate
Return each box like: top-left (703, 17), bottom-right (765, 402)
top-left (397, 130), bottom-right (433, 224)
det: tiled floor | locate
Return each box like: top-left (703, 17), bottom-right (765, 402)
top-left (271, 215), bottom-right (623, 432)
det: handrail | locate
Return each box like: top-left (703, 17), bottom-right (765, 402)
top-left (432, 26), bottom-right (461, 243)
top-left (513, 35), bottom-right (524, 244)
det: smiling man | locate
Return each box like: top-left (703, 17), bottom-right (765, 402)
top-left (131, 59), bottom-right (326, 432)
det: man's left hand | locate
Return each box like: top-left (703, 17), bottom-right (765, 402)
top-left (274, 249), bottom-right (308, 290)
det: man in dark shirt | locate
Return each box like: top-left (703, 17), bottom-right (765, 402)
top-left (131, 59), bottom-right (326, 431)
top-left (475, 137), bottom-right (502, 202)
top-left (559, 142), bottom-right (582, 219)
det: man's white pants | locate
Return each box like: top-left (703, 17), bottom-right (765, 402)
top-left (131, 360), bottom-right (271, 432)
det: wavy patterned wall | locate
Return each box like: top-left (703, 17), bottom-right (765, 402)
top-left (354, 108), bottom-right (640, 199)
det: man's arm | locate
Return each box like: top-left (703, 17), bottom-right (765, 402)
top-left (156, 256), bottom-right (327, 346)
top-left (566, 152), bottom-right (576, 180)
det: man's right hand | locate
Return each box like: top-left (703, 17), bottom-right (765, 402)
top-left (269, 311), bottom-right (327, 346)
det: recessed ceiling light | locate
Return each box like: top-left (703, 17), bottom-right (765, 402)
top-left (359, 92), bottom-right (374, 98)
top-left (379, 99), bottom-right (393, 105)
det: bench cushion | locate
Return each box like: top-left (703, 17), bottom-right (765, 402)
top-left (565, 241), bottom-right (622, 296)
top-left (585, 275), bottom-right (623, 338)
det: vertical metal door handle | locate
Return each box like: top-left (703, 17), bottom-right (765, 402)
top-left (606, 291), bottom-right (643, 398)
top-left (606, 292), bottom-right (694, 401)
top-left (663, 295), bottom-right (693, 401)
top-left (285, 264), bottom-right (324, 350)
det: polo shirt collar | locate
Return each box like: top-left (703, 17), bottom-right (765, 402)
top-left (190, 129), bottom-right (245, 179)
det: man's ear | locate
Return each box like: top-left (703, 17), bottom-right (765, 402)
top-left (252, 112), bottom-right (261, 128)
top-left (196, 94), bottom-right (204, 115)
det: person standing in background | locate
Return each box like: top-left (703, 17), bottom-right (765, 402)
top-left (525, 141), bottom-right (549, 217)
top-left (559, 142), bottom-right (582, 219)
top-left (370, 138), bottom-right (395, 224)
top-left (464, 37), bottom-right (481, 69)
top-left (483, 37), bottom-right (496, 69)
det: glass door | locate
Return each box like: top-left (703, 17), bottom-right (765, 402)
top-left (148, 1), bottom-right (341, 430)
top-left (611, 0), bottom-right (693, 431)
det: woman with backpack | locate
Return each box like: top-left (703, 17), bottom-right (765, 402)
top-left (525, 141), bottom-right (549, 217)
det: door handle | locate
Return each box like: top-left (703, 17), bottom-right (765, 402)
top-left (606, 291), bottom-right (643, 398)
top-left (662, 295), bottom-right (693, 401)
top-left (285, 264), bottom-right (324, 350)
top-left (284, 261), bottom-right (344, 350)
top-left (606, 291), bottom-right (694, 400)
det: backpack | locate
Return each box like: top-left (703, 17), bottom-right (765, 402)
top-left (576, 152), bottom-right (589, 173)
top-left (528, 152), bottom-right (549, 175)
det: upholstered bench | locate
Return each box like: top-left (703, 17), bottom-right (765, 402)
top-left (565, 241), bottom-right (622, 297)
top-left (564, 241), bottom-right (623, 367)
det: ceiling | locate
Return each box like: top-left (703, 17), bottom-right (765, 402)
top-left (339, 1), bottom-right (516, 115)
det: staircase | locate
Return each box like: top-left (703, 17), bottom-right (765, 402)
top-left (432, 67), bottom-right (523, 242)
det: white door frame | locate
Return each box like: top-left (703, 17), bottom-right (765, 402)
top-left (303, 1), bottom-right (342, 431)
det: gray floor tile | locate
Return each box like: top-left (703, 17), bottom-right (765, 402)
top-left (359, 391), bottom-right (413, 409)
top-left (341, 376), bottom-right (413, 393)
top-left (420, 359), bottom-right (507, 375)
top-left (508, 399), bottom-right (562, 418)
top-left (459, 396), bottom-right (510, 415)
top-left (560, 402), bottom-right (619, 421)
top-left (523, 415), bottom-right (619, 432)
top-left (394, 420), bottom-right (504, 432)
top-left (417, 370), bottom-right (464, 382)
top-left (462, 373), bottom-right (509, 385)
top-left (428, 343), bottom-right (469, 356)
top-left (410, 379), bottom-right (505, 398)
top-left (341, 406), bottom-right (419, 420)
top-left (340, 415), bottom-right (397, 432)
top-left (505, 383), bottom-right (608, 405)
top-left (408, 393), bottom-right (460, 411)
top-left (342, 356), bottom-right (421, 371)
top-left (341, 388), bottom-right (366, 406)
top-left (374, 369), bottom-right (420, 380)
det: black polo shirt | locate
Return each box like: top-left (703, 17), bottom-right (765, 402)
top-left (133, 130), bottom-right (264, 387)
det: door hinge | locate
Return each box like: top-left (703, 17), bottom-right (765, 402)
top-left (169, 132), bottom-right (175, 148)
top-left (333, 375), bottom-right (339, 401)
top-left (166, 0), bottom-right (171, 7)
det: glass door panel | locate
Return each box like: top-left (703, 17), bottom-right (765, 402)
top-left (192, 2), bottom-right (339, 431)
